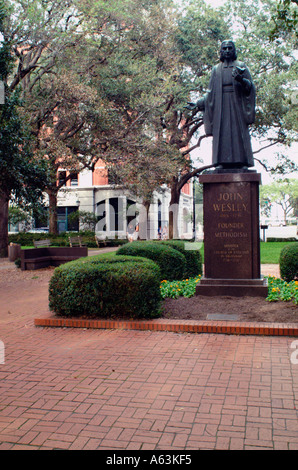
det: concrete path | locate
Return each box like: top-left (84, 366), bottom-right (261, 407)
top-left (0, 257), bottom-right (297, 450)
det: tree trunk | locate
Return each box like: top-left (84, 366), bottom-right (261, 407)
top-left (169, 178), bottom-right (180, 240)
top-left (48, 190), bottom-right (58, 234)
top-left (168, 164), bottom-right (216, 239)
top-left (0, 191), bottom-right (9, 258)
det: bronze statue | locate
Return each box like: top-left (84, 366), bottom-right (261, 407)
top-left (188, 40), bottom-right (256, 170)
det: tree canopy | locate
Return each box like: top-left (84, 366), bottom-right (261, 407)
top-left (0, 0), bottom-right (47, 255)
top-left (260, 178), bottom-right (298, 223)
top-left (0, 0), bottom-right (297, 243)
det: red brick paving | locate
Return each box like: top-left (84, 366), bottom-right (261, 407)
top-left (0, 259), bottom-right (297, 450)
top-left (1, 326), bottom-right (297, 450)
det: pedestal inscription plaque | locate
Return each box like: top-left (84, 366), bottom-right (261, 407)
top-left (196, 172), bottom-right (268, 297)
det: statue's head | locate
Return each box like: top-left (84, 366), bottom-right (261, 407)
top-left (220, 40), bottom-right (237, 62)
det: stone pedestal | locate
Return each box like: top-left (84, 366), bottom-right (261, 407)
top-left (196, 172), bottom-right (268, 297)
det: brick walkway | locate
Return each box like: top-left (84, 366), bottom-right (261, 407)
top-left (0, 258), bottom-right (297, 450)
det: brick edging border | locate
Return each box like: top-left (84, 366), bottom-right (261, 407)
top-left (34, 317), bottom-right (298, 337)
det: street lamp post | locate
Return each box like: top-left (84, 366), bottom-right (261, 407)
top-left (192, 175), bottom-right (196, 240)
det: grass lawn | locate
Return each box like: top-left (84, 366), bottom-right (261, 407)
top-left (20, 241), bottom-right (293, 264)
top-left (184, 241), bottom-right (290, 264)
top-left (260, 242), bottom-right (291, 264)
top-left (89, 241), bottom-right (291, 264)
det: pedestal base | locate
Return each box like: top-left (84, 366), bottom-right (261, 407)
top-left (198, 171), bottom-right (268, 297)
top-left (196, 277), bottom-right (268, 297)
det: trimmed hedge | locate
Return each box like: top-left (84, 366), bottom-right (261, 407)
top-left (116, 241), bottom-right (186, 280)
top-left (49, 255), bottom-right (162, 319)
top-left (8, 231), bottom-right (128, 248)
top-left (279, 242), bottom-right (298, 282)
top-left (267, 238), bottom-right (297, 242)
top-left (157, 240), bottom-right (202, 278)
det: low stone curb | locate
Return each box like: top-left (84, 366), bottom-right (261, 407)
top-left (34, 317), bottom-right (298, 337)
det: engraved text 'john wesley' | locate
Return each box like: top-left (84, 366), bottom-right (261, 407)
top-left (213, 192), bottom-right (248, 212)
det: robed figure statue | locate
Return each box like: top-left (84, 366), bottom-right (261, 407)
top-left (190, 40), bottom-right (256, 170)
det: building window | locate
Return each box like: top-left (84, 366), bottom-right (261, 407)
top-left (57, 206), bottom-right (79, 233)
top-left (70, 172), bottom-right (78, 186)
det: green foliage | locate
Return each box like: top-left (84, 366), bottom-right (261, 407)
top-left (160, 275), bottom-right (202, 299)
top-left (279, 242), bottom-right (298, 281)
top-left (0, 1), bottom-right (46, 205)
top-left (8, 231), bottom-right (128, 248)
top-left (270, 0), bottom-right (298, 39)
top-left (176, 0), bottom-right (230, 83)
top-left (8, 207), bottom-right (31, 228)
top-left (160, 274), bottom-right (298, 305)
top-left (68, 211), bottom-right (100, 232)
top-left (157, 239), bottom-right (202, 278)
top-left (223, 0), bottom-right (298, 158)
top-left (260, 179), bottom-right (298, 223)
top-left (116, 240), bottom-right (186, 280)
top-left (49, 255), bottom-right (162, 318)
top-left (266, 238), bottom-right (297, 242)
top-left (266, 275), bottom-right (298, 304)
top-left (0, 88), bottom-right (46, 204)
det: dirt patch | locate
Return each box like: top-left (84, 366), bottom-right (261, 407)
top-left (161, 295), bottom-right (298, 323)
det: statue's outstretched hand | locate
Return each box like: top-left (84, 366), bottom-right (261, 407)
top-left (184, 98), bottom-right (205, 112)
top-left (232, 66), bottom-right (245, 82)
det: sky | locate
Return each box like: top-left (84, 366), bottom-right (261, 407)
top-left (205, 0), bottom-right (227, 6)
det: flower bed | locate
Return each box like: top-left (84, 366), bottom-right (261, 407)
top-left (266, 276), bottom-right (298, 304)
top-left (160, 276), bottom-right (201, 299)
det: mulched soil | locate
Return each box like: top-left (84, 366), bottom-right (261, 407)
top-left (161, 295), bottom-right (298, 323)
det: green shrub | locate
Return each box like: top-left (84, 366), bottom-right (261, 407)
top-left (8, 231), bottom-right (128, 248)
top-left (157, 240), bottom-right (202, 278)
top-left (267, 238), bottom-right (297, 242)
top-left (49, 255), bottom-right (162, 319)
top-left (279, 243), bottom-right (298, 282)
top-left (116, 241), bottom-right (186, 280)
top-left (9, 232), bottom-right (68, 247)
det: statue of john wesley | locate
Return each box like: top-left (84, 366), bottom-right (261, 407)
top-left (189, 40), bottom-right (256, 170)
